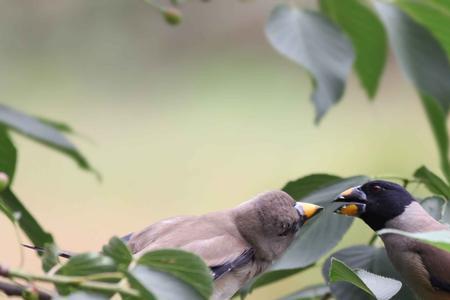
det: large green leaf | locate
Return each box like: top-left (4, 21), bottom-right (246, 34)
top-left (320, 0), bottom-right (387, 98)
top-left (279, 283), bottom-right (330, 300)
top-left (375, 2), bottom-right (450, 112)
top-left (266, 5), bottom-right (354, 123)
top-left (0, 188), bottom-right (54, 247)
top-left (0, 128), bottom-right (16, 185)
top-left (414, 166), bottom-right (450, 198)
top-left (420, 95), bottom-right (450, 182)
top-left (135, 249), bottom-right (213, 300)
top-left (322, 246), bottom-right (415, 300)
top-left (374, 3), bottom-right (450, 181)
top-left (0, 104), bottom-right (96, 175)
top-left (396, 0), bottom-right (450, 59)
top-left (329, 258), bottom-right (402, 300)
top-left (378, 229), bottom-right (450, 253)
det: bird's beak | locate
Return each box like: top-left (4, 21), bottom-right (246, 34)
top-left (295, 202), bottom-right (323, 224)
top-left (333, 186), bottom-right (367, 217)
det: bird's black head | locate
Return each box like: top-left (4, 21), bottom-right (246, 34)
top-left (334, 180), bottom-right (415, 231)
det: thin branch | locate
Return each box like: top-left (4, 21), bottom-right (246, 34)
top-left (0, 280), bottom-right (51, 300)
top-left (0, 265), bottom-right (139, 298)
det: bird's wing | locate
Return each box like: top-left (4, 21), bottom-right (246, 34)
top-left (127, 214), bottom-right (255, 279)
top-left (414, 242), bottom-right (450, 292)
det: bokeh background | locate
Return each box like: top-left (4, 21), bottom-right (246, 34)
top-left (0, 1), bottom-right (440, 298)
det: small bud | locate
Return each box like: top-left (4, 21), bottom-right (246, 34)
top-left (0, 172), bottom-right (9, 192)
top-left (161, 7), bottom-right (182, 25)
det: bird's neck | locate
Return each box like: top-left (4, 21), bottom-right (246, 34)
top-left (384, 202), bottom-right (447, 232)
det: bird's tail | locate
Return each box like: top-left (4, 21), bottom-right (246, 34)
top-left (22, 244), bottom-right (74, 259)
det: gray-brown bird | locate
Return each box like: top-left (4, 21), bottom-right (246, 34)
top-left (26, 190), bottom-right (322, 299)
top-left (127, 190), bottom-right (322, 299)
top-left (334, 180), bottom-right (450, 300)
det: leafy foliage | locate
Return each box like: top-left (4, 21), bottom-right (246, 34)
top-left (266, 5), bottom-right (354, 123)
top-left (322, 246), bottom-right (415, 300)
top-left (2, 0), bottom-right (450, 299)
top-left (134, 249), bottom-right (213, 300)
top-left (0, 104), bottom-right (96, 175)
top-left (328, 258), bottom-right (402, 300)
top-left (320, 0), bottom-right (387, 98)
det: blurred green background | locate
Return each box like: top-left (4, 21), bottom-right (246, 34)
top-left (0, 1), bottom-right (440, 298)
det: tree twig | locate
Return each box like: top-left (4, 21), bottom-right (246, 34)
top-left (0, 264), bottom-right (139, 298)
top-left (0, 280), bottom-right (51, 300)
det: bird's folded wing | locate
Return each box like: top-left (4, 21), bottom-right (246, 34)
top-left (128, 215), bottom-right (255, 278)
top-left (415, 242), bottom-right (450, 292)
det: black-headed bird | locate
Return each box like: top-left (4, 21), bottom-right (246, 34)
top-left (334, 180), bottom-right (450, 300)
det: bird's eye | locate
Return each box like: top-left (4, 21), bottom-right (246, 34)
top-left (372, 185), bottom-right (382, 192)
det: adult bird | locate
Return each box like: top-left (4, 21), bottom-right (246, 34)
top-left (334, 180), bottom-right (450, 300)
top-left (25, 190), bottom-right (322, 300)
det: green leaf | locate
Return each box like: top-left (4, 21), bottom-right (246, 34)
top-left (0, 188), bottom-right (54, 247)
top-left (375, 2), bottom-right (450, 112)
top-left (420, 196), bottom-right (447, 221)
top-left (283, 174), bottom-right (341, 199)
top-left (378, 229), bottom-right (450, 253)
top-left (396, 0), bottom-right (450, 59)
top-left (322, 246), bottom-right (415, 300)
top-left (320, 0), bottom-right (387, 97)
top-left (0, 104), bottom-right (97, 176)
top-left (279, 283), bottom-right (330, 300)
top-left (0, 197), bottom-right (14, 222)
top-left (125, 272), bottom-right (157, 300)
top-left (55, 253), bottom-right (118, 296)
top-left (0, 128), bottom-right (16, 185)
top-left (266, 5), bottom-right (354, 123)
top-left (420, 95), bottom-right (450, 182)
top-left (239, 267), bottom-right (309, 299)
top-left (102, 236), bottom-right (133, 271)
top-left (329, 258), bottom-right (402, 300)
top-left (374, 2), bottom-right (450, 181)
top-left (414, 166), bottom-right (450, 198)
top-left (129, 267), bottom-right (200, 300)
top-left (135, 249), bottom-right (213, 300)
top-left (56, 253), bottom-right (117, 277)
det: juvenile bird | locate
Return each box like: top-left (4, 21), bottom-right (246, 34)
top-left (127, 190), bottom-right (322, 299)
top-left (25, 191), bottom-right (322, 300)
top-left (334, 180), bottom-right (450, 300)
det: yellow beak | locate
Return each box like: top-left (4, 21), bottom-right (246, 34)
top-left (295, 202), bottom-right (323, 222)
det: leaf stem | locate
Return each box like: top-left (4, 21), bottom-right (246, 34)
top-left (0, 266), bottom-right (139, 297)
